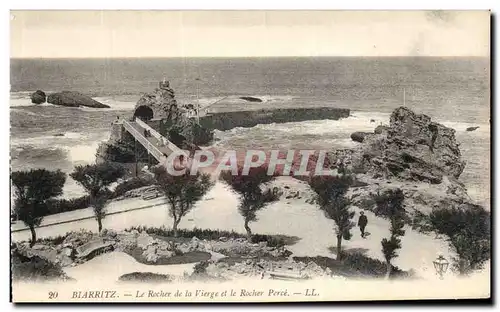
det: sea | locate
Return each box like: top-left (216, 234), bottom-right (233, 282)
top-left (10, 57), bottom-right (490, 208)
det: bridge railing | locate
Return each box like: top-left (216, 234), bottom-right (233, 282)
top-left (122, 120), bottom-right (165, 161)
top-left (135, 118), bottom-right (187, 157)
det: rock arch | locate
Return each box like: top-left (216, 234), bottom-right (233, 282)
top-left (134, 105), bottom-right (154, 121)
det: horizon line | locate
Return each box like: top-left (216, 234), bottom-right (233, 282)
top-left (10, 55), bottom-right (489, 60)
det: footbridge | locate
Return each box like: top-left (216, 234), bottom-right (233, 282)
top-left (121, 117), bottom-right (188, 166)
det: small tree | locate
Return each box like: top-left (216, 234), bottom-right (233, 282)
top-left (429, 205), bottom-right (490, 275)
top-left (11, 169), bottom-right (66, 246)
top-left (154, 167), bottom-right (214, 237)
top-left (308, 174), bottom-right (354, 261)
top-left (220, 166), bottom-right (281, 241)
top-left (70, 162), bottom-right (125, 232)
top-left (380, 189), bottom-right (406, 279)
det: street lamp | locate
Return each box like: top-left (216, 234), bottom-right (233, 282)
top-left (433, 255), bottom-right (449, 279)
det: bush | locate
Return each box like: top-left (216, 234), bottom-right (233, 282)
top-left (37, 234), bottom-right (67, 246)
top-left (372, 189), bottom-right (407, 218)
top-left (118, 272), bottom-right (172, 283)
top-left (112, 177), bottom-right (154, 198)
top-left (43, 177), bottom-right (153, 217)
top-left (429, 205), bottom-right (490, 275)
top-left (46, 196), bottom-right (90, 215)
top-left (294, 253), bottom-right (411, 279)
top-left (192, 260), bottom-right (210, 275)
top-left (11, 248), bottom-right (71, 282)
top-left (125, 226), bottom-right (289, 247)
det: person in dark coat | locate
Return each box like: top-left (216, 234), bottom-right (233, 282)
top-left (358, 211), bottom-right (368, 238)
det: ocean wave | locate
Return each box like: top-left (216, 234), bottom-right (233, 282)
top-left (10, 132), bottom-right (87, 147)
top-left (438, 121), bottom-right (490, 133)
top-left (10, 108), bottom-right (52, 117)
top-left (216, 111), bottom-right (390, 138)
top-left (91, 97), bottom-right (136, 111)
top-left (62, 141), bottom-right (102, 163)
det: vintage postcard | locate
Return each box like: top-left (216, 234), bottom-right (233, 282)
top-left (10, 10), bottom-right (491, 302)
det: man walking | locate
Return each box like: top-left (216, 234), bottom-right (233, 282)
top-left (358, 211), bottom-right (368, 238)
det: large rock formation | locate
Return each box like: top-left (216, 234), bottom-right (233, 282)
top-left (97, 80), bottom-right (214, 163)
top-left (348, 107), bottom-right (465, 184)
top-left (47, 91), bottom-right (110, 108)
top-left (134, 80), bottom-right (182, 122)
top-left (323, 106), bottom-right (480, 221)
top-left (30, 90), bottom-right (46, 104)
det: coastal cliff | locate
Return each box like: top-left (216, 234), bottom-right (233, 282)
top-left (325, 107), bottom-right (480, 224)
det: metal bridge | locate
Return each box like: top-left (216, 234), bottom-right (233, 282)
top-left (122, 117), bottom-right (188, 167)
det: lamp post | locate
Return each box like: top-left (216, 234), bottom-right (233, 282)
top-left (433, 255), bottom-right (449, 279)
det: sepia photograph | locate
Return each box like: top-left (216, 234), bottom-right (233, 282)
top-left (9, 10), bottom-right (491, 302)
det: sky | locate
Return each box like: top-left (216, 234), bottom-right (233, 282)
top-left (10, 10), bottom-right (490, 58)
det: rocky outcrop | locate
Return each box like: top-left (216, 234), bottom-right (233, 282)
top-left (203, 258), bottom-right (338, 280)
top-left (466, 126), bottom-right (480, 132)
top-left (47, 91), bottom-right (110, 108)
top-left (346, 107), bottom-right (465, 184)
top-left (350, 131), bottom-right (370, 143)
top-left (134, 80), bottom-right (182, 121)
top-left (30, 90), bottom-right (46, 104)
top-left (239, 96), bottom-right (263, 102)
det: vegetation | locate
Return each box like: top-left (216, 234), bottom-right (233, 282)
top-left (294, 253), bottom-right (411, 279)
top-left (118, 272), bottom-right (172, 283)
top-left (125, 226), bottom-right (292, 248)
top-left (46, 195), bottom-right (91, 215)
top-left (308, 174), bottom-right (354, 261)
top-left (220, 165), bottom-right (281, 241)
top-left (70, 162), bottom-right (126, 232)
top-left (429, 205), bottom-right (490, 275)
top-left (373, 189), bottom-right (407, 218)
top-left (160, 118), bottom-right (214, 147)
top-left (41, 177), bottom-right (154, 217)
top-left (379, 189), bottom-right (406, 279)
top-left (153, 167), bottom-right (214, 237)
top-left (11, 169), bottom-right (66, 246)
top-left (112, 176), bottom-right (154, 198)
top-left (11, 246), bottom-right (71, 281)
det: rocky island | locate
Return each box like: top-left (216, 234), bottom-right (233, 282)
top-left (30, 90), bottom-right (110, 108)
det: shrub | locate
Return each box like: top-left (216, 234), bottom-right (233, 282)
top-left (429, 205), bottom-right (491, 275)
top-left (294, 253), bottom-right (411, 279)
top-left (373, 188), bottom-right (406, 218)
top-left (11, 248), bottom-right (71, 282)
top-left (192, 260), bottom-right (210, 275)
top-left (125, 226), bottom-right (289, 247)
top-left (46, 196), bottom-right (91, 215)
top-left (44, 177), bottom-right (153, 216)
top-left (112, 177), bottom-right (154, 198)
top-left (118, 272), bottom-right (172, 283)
top-left (37, 234), bottom-right (67, 246)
